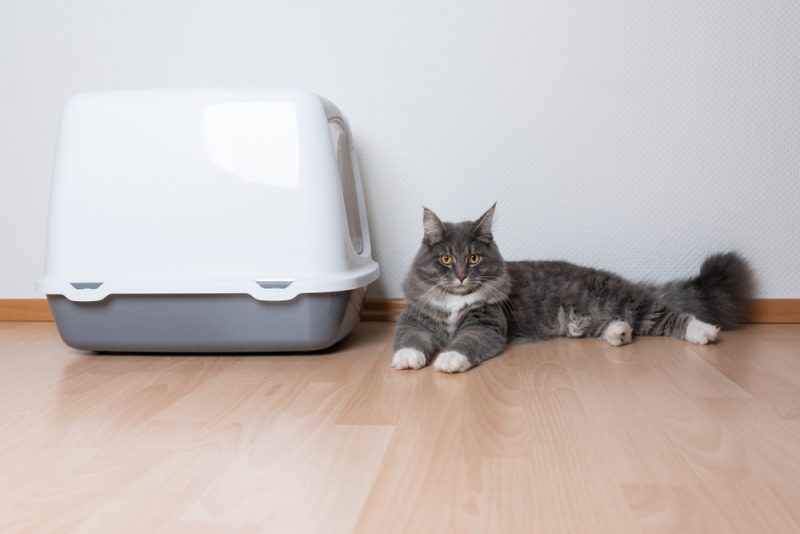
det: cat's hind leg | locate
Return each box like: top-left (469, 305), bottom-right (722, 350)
top-left (684, 317), bottom-right (720, 345)
top-left (637, 305), bottom-right (720, 345)
top-left (601, 320), bottom-right (634, 346)
top-left (557, 307), bottom-right (592, 338)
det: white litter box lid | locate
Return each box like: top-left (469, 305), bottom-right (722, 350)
top-left (37, 87), bottom-right (379, 302)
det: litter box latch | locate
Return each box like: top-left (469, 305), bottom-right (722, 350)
top-left (54, 281), bottom-right (110, 302)
top-left (70, 282), bottom-right (104, 290)
top-left (255, 280), bottom-right (293, 289)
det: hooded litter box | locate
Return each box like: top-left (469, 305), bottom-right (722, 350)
top-left (37, 88), bottom-right (380, 352)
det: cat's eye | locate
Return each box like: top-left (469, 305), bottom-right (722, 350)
top-left (468, 254), bottom-right (481, 265)
top-left (439, 255), bottom-right (453, 266)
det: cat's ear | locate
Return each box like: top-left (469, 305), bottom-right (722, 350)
top-left (422, 207), bottom-right (445, 245)
top-left (473, 203), bottom-right (496, 243)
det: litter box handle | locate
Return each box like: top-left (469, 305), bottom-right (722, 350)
top-left (321, 98), bottom-right (373, 258)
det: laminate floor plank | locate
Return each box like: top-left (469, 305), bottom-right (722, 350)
top-left (1, 322), bottom-right (799, 533)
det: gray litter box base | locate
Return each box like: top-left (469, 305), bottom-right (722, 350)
top-left (47, 289), bottom-right (365, 353)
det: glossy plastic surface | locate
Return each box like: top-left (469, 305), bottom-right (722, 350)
top-left (37, 88), bottom-right (379, 302)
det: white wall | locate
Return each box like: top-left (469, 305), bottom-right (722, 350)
top-left (1, 0), bottom-right (798, 298)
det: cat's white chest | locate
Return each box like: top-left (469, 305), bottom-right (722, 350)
top-left (428, 292), bottom-right (483, 337)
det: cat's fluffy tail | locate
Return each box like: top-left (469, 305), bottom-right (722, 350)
top-left (656, 252), bottom-right (754, 329)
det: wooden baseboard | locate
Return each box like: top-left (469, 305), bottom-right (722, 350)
top-left (0, 299), bottom-right (54, 321)
top-left (747, 299), bottom-right (800, 324)
top-left (360, 298), bottom-right (406, 322)
top-left (1, 298), bottom-right (799, 324)
top-left (361, 298), bottom-right (402, 322)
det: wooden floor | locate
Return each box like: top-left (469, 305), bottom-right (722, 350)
top-left (1, 322), bottom-right (799, 533)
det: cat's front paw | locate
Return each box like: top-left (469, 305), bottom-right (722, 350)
top-left (602, 320), bottom-right (633, 346)
top-left (433, 351), bottom-right (472, 373)
top-left (684, 318), bottom-right (720, 345)
top-left (391, 348), bottom-right (427, 370)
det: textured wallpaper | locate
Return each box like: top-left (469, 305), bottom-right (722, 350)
top-left (1, 0), bottom-right (798, 298)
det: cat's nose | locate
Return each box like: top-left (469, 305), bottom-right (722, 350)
top-left (456, 274), bottom-right (467, 283)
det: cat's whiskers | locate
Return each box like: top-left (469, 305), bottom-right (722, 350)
top-left (476, 280), bottom-right (514, 317)
top-left (413, 285), bottom-right (438, 324)
top-left (475, 275), bottom-right (512, 300)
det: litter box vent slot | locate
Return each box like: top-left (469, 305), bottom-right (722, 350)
top-left (70, 282), bottom-right (103, 290)
top-left (256, 280), bottom-right (293, 289)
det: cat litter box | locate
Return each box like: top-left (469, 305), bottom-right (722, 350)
top-left (37, 88), bottom-right (379, 352)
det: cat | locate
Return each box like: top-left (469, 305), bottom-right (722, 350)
top-left (392, 204), bottom-right (753, 373)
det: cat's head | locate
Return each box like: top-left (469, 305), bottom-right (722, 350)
top-left (403, 204), bottom-right (510, 300)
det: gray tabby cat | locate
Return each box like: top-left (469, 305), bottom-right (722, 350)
top-left (392, 205), bottom-right (753, 373)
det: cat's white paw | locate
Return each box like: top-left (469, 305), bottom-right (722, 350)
top-left (433, 351), bottom-right (472, 373)
top-left (602, 320), bottom-right (633, 347)
top-left (684, 318), bottom-right (720, 345)
top-left (391, 347), bottom-right (427, 369)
